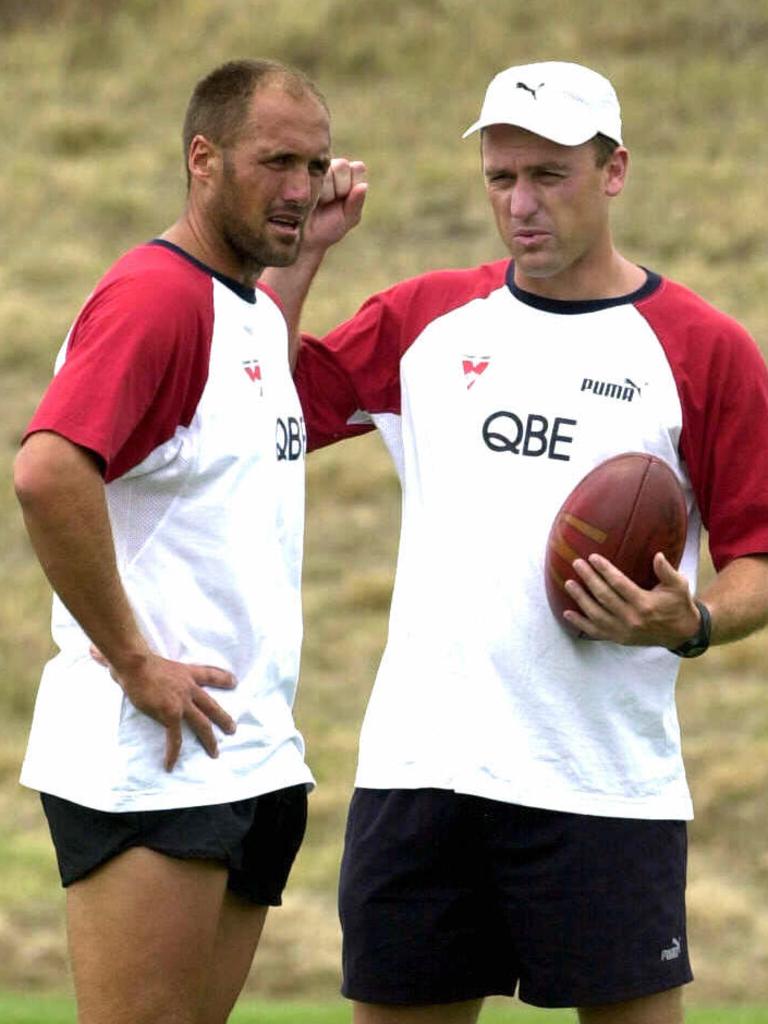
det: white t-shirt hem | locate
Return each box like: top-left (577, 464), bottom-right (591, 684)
top-left (353, 769), bottom-right (694, 821)
top-left (21, 762), bottom-right (315, 814)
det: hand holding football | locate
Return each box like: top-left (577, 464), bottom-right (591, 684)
top-left (545, 453), bottom-right (688, 635)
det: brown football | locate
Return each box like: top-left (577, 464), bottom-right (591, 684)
top-left (545, 452), bottom-right (688, 635)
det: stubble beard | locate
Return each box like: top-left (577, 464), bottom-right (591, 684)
top-left (215, 161), bottom-right (303, 273)
top-left (219, 208), bottom-right (302, 273)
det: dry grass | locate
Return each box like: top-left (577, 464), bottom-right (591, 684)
top-left (1, 0), bottom-right (768, 1001)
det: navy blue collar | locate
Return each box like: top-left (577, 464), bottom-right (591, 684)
top-left (506, 261), bottom-right (661, 314)
top-left (150, 239), bottom-right (257, 304)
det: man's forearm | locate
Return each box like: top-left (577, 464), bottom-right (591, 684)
top-left (16, 430), bottom-right (237, 768)
top-left (699, 554), bottom-right (768, 645)
top-left (262, 247), bottom-right (325, 369)
top-left (261, 157), bottom-right (368, 369)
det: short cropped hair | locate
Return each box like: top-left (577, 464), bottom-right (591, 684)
top-left (182, 58), bottom-right (327, 184)
top-left (592, 132), bottom-right (620, 167)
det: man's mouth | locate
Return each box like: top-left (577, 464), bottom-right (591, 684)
top-left (267, 212), bottom-right (304, 239)
top-left (513, 228), bottom-right (551, 247)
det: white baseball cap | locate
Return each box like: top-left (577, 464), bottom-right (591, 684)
top-left (462, 61), bottom-right (623, 146)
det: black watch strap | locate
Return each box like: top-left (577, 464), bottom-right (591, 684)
top-left (670, 599), bottom-right (711, 658)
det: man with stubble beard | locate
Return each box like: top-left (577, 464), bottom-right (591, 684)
top-left (14, 59), bottom-right (366, 1024)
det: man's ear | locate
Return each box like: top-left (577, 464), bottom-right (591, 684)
top-left (187, 134), bottom-right (220, 185)
top-left (604, 146), bottom-right (629, 198)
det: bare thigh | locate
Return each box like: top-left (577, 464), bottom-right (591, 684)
top-left (353, 999), bottom-right (484, 1024)
top-left (199, 889), bottom-right (269, 1024)
top-left (578, 987), bottom-right (684, 1024)
top-left (67, 847), bottom-right (237, 1024)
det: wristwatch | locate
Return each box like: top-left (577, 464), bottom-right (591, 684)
top-left (669, 599), bottom-right (712, 658)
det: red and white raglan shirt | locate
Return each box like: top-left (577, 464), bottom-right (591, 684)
top-left (20, 241), bottom-right (313, 812)
top-left (295, 260), bottom-right (768, 820)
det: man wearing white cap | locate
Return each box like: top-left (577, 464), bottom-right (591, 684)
top-left (268, 60), bottom-right (768, 1023)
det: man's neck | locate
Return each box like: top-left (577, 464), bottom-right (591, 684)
top-left (160, 216), bottom-right (263, 288)
top-left (514, 252), bottom-right (646, 303)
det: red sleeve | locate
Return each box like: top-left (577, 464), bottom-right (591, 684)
top-left (637, 279), bottom-right (768, 569)
top-left (294, 291), bottom-right (399, 451)
top-left (26, 247), bottom-right (214, 482)
top-left (295, 261), bottom-right (509, 451)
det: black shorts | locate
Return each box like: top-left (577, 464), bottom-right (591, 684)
top-left (339, 788), bottom-right (693, 1008)
top-left (41, 785), bottom-right (308, 906)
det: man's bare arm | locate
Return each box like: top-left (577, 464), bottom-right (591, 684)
top-left (697, 553), bottom-right (768, 644)
top-left (14, 431), bottom-right (236, 769)
top-left (262, 157), bottom-right (367, 367)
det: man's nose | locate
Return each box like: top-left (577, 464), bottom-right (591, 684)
top-left (282, 166), bottom-right (312, 204)
top-left (508, 180), bottom-right (538, 219)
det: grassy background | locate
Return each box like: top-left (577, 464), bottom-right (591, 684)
top-left (1, 995), bottom-right (768, 1024)
top-left (2, 0), bottom-right (768, 1009)
top-left (3, 996), bottom-right (768, 1024)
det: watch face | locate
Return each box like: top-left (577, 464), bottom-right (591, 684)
top-left (677, 640), bottom-right (707, 658)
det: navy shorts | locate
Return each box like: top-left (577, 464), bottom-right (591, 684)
top-left (41, 785), bottom-right (307, 906)
top-left (339, 788), bottom-right (693, 1008)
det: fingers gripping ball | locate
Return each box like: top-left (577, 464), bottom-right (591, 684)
top-left (545, 452), bottom-right (688, 635)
